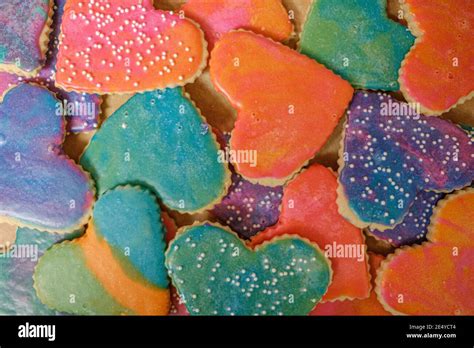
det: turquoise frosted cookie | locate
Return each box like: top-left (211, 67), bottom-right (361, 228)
top-left (80, 88), bottom-right (229, 213)
top-left (34, 186), bottom-right (170, 315)
top-left (0, 227), bottom-right (81, 315)
top-left (0, 84), bottom-right (94, 232)
top-left (0, 0), bottom-right (51, 76)
top-left (166, 223), bottom-right (332, 315)
top-left (300, 0), bottom-right (414, 90)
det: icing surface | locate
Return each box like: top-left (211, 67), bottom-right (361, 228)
top-left (212, 167), bottom-right (283, 239)
top-left (0, 0), bottom-right (101, 133)
top-left (399, 0), bottom-right (474, 114)
top-left (0, 227), bottom-right (81, 315)
top-left (167, 223), bottom-right (331, 315)
top-left (81, 88), bottom-right (228, 213)
top-left (210, 31), bottom-right (353, 184)
top-left (182, 0), bottom-right (292, 50)
top-left (55, 0), bottom-right (206, 93)
top-left (251, 164), bottom-right (370, 301)
top-left (0, 0), bottom-right (50, 73)
top-left (340, 91), bottom-right (474, 229)
top-left (369, 191), bottom-right (444, 247)
top-left (377, 189), bottom-right (474, 315)
top-left (300, 0), bottom-right (414, 90)
top-left (0, 84), bottom-right (94, 232)
top-left (34, 187), bottom-right (170, 315)
top-left (311, 253), bottom-right (390, 315)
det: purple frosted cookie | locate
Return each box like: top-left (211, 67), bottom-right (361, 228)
top-left (0, 0), bottom-right (101, 133)
top-left (211, 170), bottom-right (283, 239)
top-left (369, 190), bottom-right (444, 247)
top-left (211, 132), bottom-right (283, 239)
top-left (0, 83), bottom-right (94, 232)
top-left (338, 91), bottom-right (474, 231)
top-left (0, 0), bottom-right (50, 76)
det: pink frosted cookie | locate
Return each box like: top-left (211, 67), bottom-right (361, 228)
top-left (182, 0), bottom-right (293, 50)
top-left (55, 0), bottom-right (207, 94)
top-left (311, 253), bottom-right (391, 316)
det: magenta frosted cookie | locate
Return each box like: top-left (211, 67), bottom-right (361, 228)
top-left (0, 0), bottom-right (52, 76)
top-left (0, 0), bottom-right (101, 133)
top-left (0, 84), bottom-right (94, 232)
top-left (338, 91), bottom-right (474, 230)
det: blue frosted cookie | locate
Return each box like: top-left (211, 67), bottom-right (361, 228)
top-left (338, 91), bottom-right (474, 230)
top-left (0, 84), bottom-right (94, 232)
top-left (80, 88), bottom-right (229, 213)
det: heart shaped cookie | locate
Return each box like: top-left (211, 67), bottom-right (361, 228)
top-left (251, 164), bottom-right (370, 302)
top-left (376, 188), bottom-right (474, 315)
top-left (0, 0), bottom-right (102, 133)
top-left (338, 91), bottom-right (474, 231)
top-left (311, 253), bottom-right (390, 315)
top-left (182, 0), bottom-right (293, 50)
top-left (0, 0), bottom-right (52, 77)
top-left (399, 0), bottom-right (474, 115)
top-left (34, 186), bottom-right (170, 315)
top-left (300, 0), bottom-right (415, 91)
top-left (210, 31), bottom-right (353, 185)
top-left (0, 84), bottom-right (94, 232)
top-left (55, 0), bottom-right (207, 94)
top-left (0, 227), bottom-right (81, 315)
top-left (166, 223), bottom-right (331, 315)
top-left (80, 87), bottom-right (229, 213)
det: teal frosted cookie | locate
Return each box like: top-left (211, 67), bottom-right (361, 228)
top-left (300, 0), bottom-right (414, 90)
top-left (34, 186), bottom-right (170, 315)
top-left (0, 227), bottom-right (82, 315)
top-left (81, 88), bottom-right (229, 213)
top-left (166, 223), bottom-right (332, 315)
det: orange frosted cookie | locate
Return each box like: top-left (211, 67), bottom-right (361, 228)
top-left (182, 0), bottom-right (292, 50)
top-left (55, 0), bottom-right (207, 94)
top-left (250, 164), bottom-right (370, 301)
top-left (210, 31), bottom-right (353, 185)
top-left (311, 253), bottom-right (390, 316)
top-left (399, 0), bottom-right (474, 115)
top-left (376, 188), bottom-right (474, 315)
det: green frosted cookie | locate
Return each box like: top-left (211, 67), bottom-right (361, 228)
top-left (81, 87), bottom-right (229, 213)
top-left (166, 223), bottom-right (332, 315)
top-left (0, 227), bottom-right (82, 315)
top-left (34, 186), bottom-right (170, 315)
top-left (300, 0), bottom-right (414, 90)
